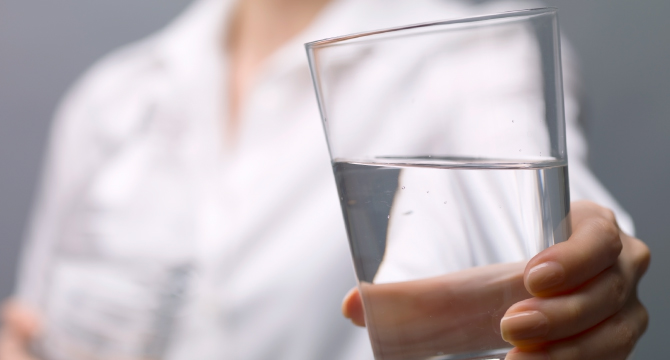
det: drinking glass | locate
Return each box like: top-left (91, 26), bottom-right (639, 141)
top-left (306, 8), bottom-right (570, 360)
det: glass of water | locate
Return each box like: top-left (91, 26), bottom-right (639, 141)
top-left (306, 8), bottom-right (570, 360)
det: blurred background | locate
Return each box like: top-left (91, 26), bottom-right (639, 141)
top-left (0, 0), bottom-right (667, 358)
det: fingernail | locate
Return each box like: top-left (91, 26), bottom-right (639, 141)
top-left (527, 262), bottom-right (565, 293)
top-left (505, 351), bottom-right (549, 360)
top-left (501, 311), bottom-right (549, 342)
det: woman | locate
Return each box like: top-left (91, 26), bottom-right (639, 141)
top-left (0, 0), bottom-right (649, 359)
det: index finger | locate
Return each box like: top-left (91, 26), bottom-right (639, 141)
top-left (524, 201), bottom-right (623, 296)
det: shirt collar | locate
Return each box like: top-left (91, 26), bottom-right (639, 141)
top-left (149, 0), bottom-right (410, 81)
top-left (149, 0), bottom-right (471, 86)
top-left (152, 0), bottom-right (235, 81)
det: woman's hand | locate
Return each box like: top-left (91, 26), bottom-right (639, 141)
top-left (501, 201), bottom-right (650, 360)
top-left (341, 201), bottom-right (650, 360)
top-left (350, 262), bottom-right (530, 359)
top-left (0, 300), bottom-right (40, 360)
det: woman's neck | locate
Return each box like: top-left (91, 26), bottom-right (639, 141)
top-left (226, 0), bottom-right (332, 137)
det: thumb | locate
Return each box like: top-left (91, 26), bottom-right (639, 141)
top-left (342, 287), bottom-right (366, 327)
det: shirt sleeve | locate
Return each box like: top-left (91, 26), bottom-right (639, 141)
top-left (13, 38), bottom-right (156, 308)
top-left (14, 76), bottom-right (105, 309)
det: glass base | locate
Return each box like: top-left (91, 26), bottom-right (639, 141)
top-left (427, 349), bottom-right (510, 360)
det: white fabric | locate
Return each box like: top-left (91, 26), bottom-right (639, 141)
top-left (16, 0), bottom-right (634, 359)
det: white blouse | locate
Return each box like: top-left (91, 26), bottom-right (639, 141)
top-left (16, 0), bottom-right (634, 359)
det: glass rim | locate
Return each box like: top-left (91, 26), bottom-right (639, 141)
top-left (305, 7), bottom-right (557, 49)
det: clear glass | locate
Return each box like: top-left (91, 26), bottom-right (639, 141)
top-left (306, 8), bottom-right (570, 360)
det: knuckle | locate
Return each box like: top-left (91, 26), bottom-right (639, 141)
top-left (613, 320), bottom-right (637, 353)
top-left (636, 300), bottom-right (650, 334)
top-left (590, 217), bottom-right (622, 253)
top-left (610, 301), bottom-right (648, 356)
top-left (565, 298), bottom-right (584, 324)
top-left (600, 208), bottom-right (617, 225)
top-left (607, 273), bottom-right (629, 310)
top-left (632, 239), bottom-right (652, 271)
top-left (590, 216), bottom-right (616, 236)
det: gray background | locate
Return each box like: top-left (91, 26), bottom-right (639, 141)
top-left (0, 0), bottom-right (667, 357)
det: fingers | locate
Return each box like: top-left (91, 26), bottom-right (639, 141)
top-left (342, 200), bottom-right (652, 360)
top-left (342, 262), bottom-right (528, 332)
top-left (619, 232), bottom-right (651, 284)
top-left (524, 201), bottom-right (623, 296)
top-left (502, 261), bottom-right (632, 346)
top-left (342, 287), bottom-right (366, 327)
top-left (502, 202), bottom-right (651, 354)
top-left (503, 233), bottom-right (650, 346)
top-left (358, 262), bottom-right (529, 358)
top-left (505, 296), bottom-right (648, 360)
